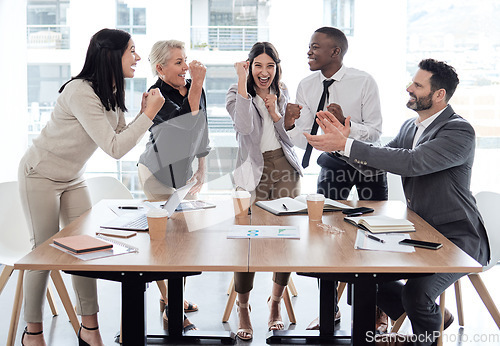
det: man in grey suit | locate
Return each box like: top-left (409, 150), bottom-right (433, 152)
top-left (305, 59), bottom-right (490, 345)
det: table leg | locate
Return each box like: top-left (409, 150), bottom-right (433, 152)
top-left (166, 276), bottom-right (184, 338)
top-left (319, 279), bottom-right (336, 336)
top-left (351, 280), bottom-right (376, 346)
top-left (121, 278), bottom-right (147, 346)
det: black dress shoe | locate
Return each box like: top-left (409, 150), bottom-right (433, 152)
top-left (78, 324), bottom-right (99, 346)
top-left (21, 327), bottom-right (43, 346)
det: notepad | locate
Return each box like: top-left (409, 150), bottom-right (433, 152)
top-left (51, 235), bottom-right (139, 260)
top-left (344, 215), bottom-right (415, 234)
top-left (53, 234), bottom-right (113, 254)
top-left (255, 195), bottom-right (352, 215)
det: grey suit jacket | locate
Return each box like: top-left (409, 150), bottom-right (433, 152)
top-left (348, 105), bottom-right (489, 265)
top-left (226, 83), bottom-right (302, 191)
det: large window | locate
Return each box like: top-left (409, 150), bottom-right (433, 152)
top-left (406, 0), bottom-right (500, 193)
top-left (116, 0), bottom-right (146, 35)
top-left (324, 0), bottom-right (355, 36)
top-left (124, 78), bottom-right (147, 117)
top-left (27, 0), bottom-right (70, 49)
top-left (27, 64), bottom-right (71, 142)
top-left (204, 65), bottom-right (235, 131)
top-left (191, 0), bottom-right (269, 51)
top-left (15, 0), bottom-right (500, 196)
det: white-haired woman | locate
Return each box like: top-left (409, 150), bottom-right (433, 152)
top-left (138, 40), bottom-right (210, 332)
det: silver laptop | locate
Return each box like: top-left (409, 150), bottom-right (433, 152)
top-left (100, 181), bottom-right (195, 231)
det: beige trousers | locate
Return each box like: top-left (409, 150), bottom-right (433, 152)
top-left (18, 156), bottom-right (98, 322)
top-left (235, 148), bottom-right (300, 293)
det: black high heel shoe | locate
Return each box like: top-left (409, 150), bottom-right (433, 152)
top-left (78, 324), bottom-right (99, 346)
top-left (21, 327), bottom-right (43, 346)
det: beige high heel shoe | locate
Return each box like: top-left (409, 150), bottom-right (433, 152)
top-left (236, 300), bottom-right (253, 340)
top-left (267, 295), bottom-right (285, 331)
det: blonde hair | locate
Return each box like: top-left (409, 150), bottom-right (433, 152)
top-left (149, 40), bottom-right (185, 76)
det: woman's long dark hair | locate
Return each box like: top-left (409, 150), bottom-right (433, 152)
top-left (246, 42), bottom-right (283, 100)
top-left (59, 28), bottom-right (131, 112)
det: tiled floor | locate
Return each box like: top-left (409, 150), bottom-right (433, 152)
top-left (1, 265), bottom-right (499, 345)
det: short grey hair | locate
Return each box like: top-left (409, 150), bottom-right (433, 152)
top-left (149, 40), bottom-right (185, 76)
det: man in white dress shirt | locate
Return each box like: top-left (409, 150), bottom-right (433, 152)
top-left (284, 26), bottom-right (388, 331)
top-left (285, 27), bottom-right (387, 201)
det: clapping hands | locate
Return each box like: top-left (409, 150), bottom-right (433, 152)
top-left (303, 110), bottom-right (351, 152)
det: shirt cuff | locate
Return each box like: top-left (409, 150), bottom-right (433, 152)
top-left (344, 138), bottom-right (354, 157)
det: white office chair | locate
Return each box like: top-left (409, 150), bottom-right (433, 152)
top-left (0, 181), bottom-right (79, 346)
top-left (387, 172), bottom-right (406, 202)
top-left (85, 175), bottom-right (135, 204)
top-left (391, 191), bottom-right (500, 344)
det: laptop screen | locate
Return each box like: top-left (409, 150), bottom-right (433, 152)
top-left (162, 180), bottom-right (196, 217)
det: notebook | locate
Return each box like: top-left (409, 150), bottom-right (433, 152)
top-left (344, 215), bottom-right (415, 234)
top-left (53, 234), bottom-right (113, 254)
top-left (100, 181), bottom-right (195, 231)
top-left (255, 195), bottom-right (352, 215)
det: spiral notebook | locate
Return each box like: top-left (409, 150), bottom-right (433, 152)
top-left (51, 234), bottom-right (139, 261)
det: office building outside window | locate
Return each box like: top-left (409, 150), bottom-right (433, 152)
top-left (116, 0), bottom-right (146, 35)
top-left (27, 64), bottom-right (71, 143)
top-left (27, 0), bottom-right (70, 49)
top-left (191, 0), bottom-right (269, 51)
top-left (324, 0), bottom-right (355, 36)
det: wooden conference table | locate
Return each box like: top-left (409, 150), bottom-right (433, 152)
top-left (15, 198), bottom-right (482, 345)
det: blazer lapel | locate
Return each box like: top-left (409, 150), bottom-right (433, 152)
top-left (404, 122), bottom-right (418, 149)
top-left (415, 105), bottom-right (455, 147)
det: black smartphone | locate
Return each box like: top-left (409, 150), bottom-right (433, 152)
top-left (399, 239), bottom-right (443, 250)
top-left (342, 207), bottom-right (374, 216)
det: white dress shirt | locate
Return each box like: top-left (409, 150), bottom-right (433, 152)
top-left (412, 109), bottom-right (444, 148)
top-left (288, 65), bottom-right (383, 150)
top-left (254, 93), bottom-right (281, 153)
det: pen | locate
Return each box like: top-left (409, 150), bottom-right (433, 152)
top-left (365, 232), bottom-right (385, 243)
top-left (118, 206), bottom-right (139, 210)
top-left (282, 203), bottom-right (288, 211)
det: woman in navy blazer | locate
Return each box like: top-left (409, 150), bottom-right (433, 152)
top-left (226, 42), bottom-right (302, 340)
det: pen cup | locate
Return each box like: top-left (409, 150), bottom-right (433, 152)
top-left (306, 193), bottom-right (325, 221)
top-left (147, 209), bottom-right (169, 240)
top-left (232, 190), bottom-right (251, 218)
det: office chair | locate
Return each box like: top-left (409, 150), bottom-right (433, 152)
top-left (85, 175), bottom-right (135, 204)
top-left (0, 181), bottom-right (79, 346)
top-left (391, 191), bottom-right (500, 345)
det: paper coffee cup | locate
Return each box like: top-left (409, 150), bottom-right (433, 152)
top-left (147, 209), bottom-right (169, 240)
top-left (232, 190), bottom-right (251, 218)
top-left (306, 193), bottom-right (325, 221)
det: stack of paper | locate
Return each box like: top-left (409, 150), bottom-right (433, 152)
top-left (354, 230), bottom-right (415, 253)
top-left (344, 215), bottom-right (415, 233)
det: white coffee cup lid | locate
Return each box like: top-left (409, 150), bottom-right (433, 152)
top-left (306, 193), bottom-right (325, 201)
top-left (147, 208), bottom-right (169, 218)
top-left (232, 190), bottom-right (251, 198)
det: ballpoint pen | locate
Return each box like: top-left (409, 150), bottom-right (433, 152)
top-left (282, 203), bottom-right (288, 211)
top-left (118, 206), bottom-right (140, 209)
top-left (365, 232), bottom-right (385, 243)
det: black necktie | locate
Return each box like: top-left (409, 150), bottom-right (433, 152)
top-left (302, 79), bottom-right (335, 168)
